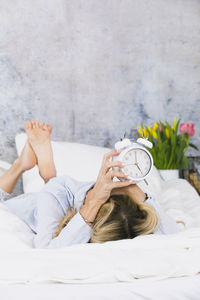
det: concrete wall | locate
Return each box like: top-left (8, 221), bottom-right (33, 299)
top-left (0, 0), bottom-right (200, 164)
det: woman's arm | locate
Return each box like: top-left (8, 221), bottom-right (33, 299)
top-left (79, 149), bottom-right (134, 224)
top-left (34, 176), bottom-right (94, 248)
top-left (79, 197), bottom-right (102, 226)
top-left (34, 191), bottom-right (92, 248)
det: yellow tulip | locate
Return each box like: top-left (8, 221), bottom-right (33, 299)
top-left (137, 126), bottom-right (148, 138)
top-left (143, 128), bottom-right (148, 138)
top-left (137, 126), bottom-right (144, 136)
top-left (152, 123), bottom-right (159, 131)
top-left (152, 130), bottom-right (158, 139)
top-left (147, 126), bottom-right (152, 134)
top-left (173, 117), bottom-right (177, 128)
top-left (165, 128), bottom-right (170, 138)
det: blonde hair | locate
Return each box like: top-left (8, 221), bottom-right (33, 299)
top-left (54, 194), bottom-right (160, 242)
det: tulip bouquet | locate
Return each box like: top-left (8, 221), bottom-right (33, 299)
top-left (137, 118), bottom-right (198, 170)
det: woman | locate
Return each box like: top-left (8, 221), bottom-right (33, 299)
top-left (0, 121), bottom-right (179, 248)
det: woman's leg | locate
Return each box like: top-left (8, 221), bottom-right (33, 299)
top-left (0, 142), bottom-right (37, 194)
top-left (0, 119), bottom-right (56, 194)
top-left (1, 120), bottom-right (56, 232)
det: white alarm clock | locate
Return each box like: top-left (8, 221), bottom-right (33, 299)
top-left (112, 137), bottom-right (153, 184)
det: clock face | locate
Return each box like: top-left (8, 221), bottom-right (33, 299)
top-left (121, 148), bottom-right (152, 179)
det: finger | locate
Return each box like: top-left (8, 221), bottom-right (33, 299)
top-left (97, 150), bottom-right (121, 178)
top-left (111, 180), bottom-right (134, 189)
top-left (107, 170), bottom-right (128, 179)
top-left (104, 161), bottom-right (124, 173)
top-left (103, 149), bottom-right (121, 163)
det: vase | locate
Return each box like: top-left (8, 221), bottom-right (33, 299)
top-left (159, 169), bottom-right (179, 181)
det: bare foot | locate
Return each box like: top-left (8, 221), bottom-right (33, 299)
top-left (17, 141), bottom-right (37, 172)
top-left (24, 120), bottom-right (56, 183)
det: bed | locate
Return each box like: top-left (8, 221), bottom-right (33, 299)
top-left (0, 132), bottom-right (200, 300)
top-left (1, 276), bottom-right (200, 300)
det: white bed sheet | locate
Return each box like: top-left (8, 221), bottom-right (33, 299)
top-left (1, 157), bottom-right (200, 297)
top-left (0, 275), bottom-right (200, 300)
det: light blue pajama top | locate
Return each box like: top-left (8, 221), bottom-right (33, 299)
top-left (1, 175), bottom-right (179, 249)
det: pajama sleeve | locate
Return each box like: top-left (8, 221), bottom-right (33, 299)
top-left (34, 176), bottom-right (92, 248)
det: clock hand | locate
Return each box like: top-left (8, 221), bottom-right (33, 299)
top-left (134, 151), bottom-right (138, 164)
top-left (123, 163), bottom-right (144, 174)
top-left (135, 163), bottom-right (143, 175)
top-left (135, 163), bottom-right (149, 186)
top-left (124, 163), bottom-right (149, 185)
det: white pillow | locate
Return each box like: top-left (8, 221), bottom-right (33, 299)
top-left (0, 203), bottom-right (34, 248)
top-left (0, 161), bottom-right (34, 247)
top-left (15, 133), bottom-right (163, 196)
top-left (0, 160), bottom-right (11, 176)
top-left (15, 133), bottom-right (111, 193)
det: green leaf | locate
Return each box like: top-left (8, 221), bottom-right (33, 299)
top-left (189, 143), bottom-right (199, 151)
top-left (165, 121), bottom-right (176, 169)
top-left (175, 119), bottom-right (181, 135)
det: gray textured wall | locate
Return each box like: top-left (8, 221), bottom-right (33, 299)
top-left (0, 0), bottom-right (200, 165)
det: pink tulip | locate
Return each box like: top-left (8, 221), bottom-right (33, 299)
top-left (179, 122), bottom-right (195, 136)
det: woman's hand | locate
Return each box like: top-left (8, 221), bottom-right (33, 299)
top-left (86, 149), bottom-right (133, 206)
top-left (80, 150), bottom-right (133, 225)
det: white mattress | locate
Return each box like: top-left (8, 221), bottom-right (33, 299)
top-left (1, 275), bottom-right (200, 300)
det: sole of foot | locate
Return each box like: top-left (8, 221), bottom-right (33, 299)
top-left (17, 141), bottom-right (37, 172)
top-left (24, 120), bottom-right (56, 183)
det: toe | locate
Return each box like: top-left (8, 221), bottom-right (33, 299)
top-left (38, 121), bottom-right (44, 128)
top-left (31, 120), bottom-right (36, 129)
top-left (41, 122), bottom-right (46, 130)
top-left (43, 123), bottom-right (49, 131)
top-left (35, 121), bottom-right (40, 128)
top-left (24, 120), bottom-right (32, 131)
top-left (47, 125), bottom-right (52, 133)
